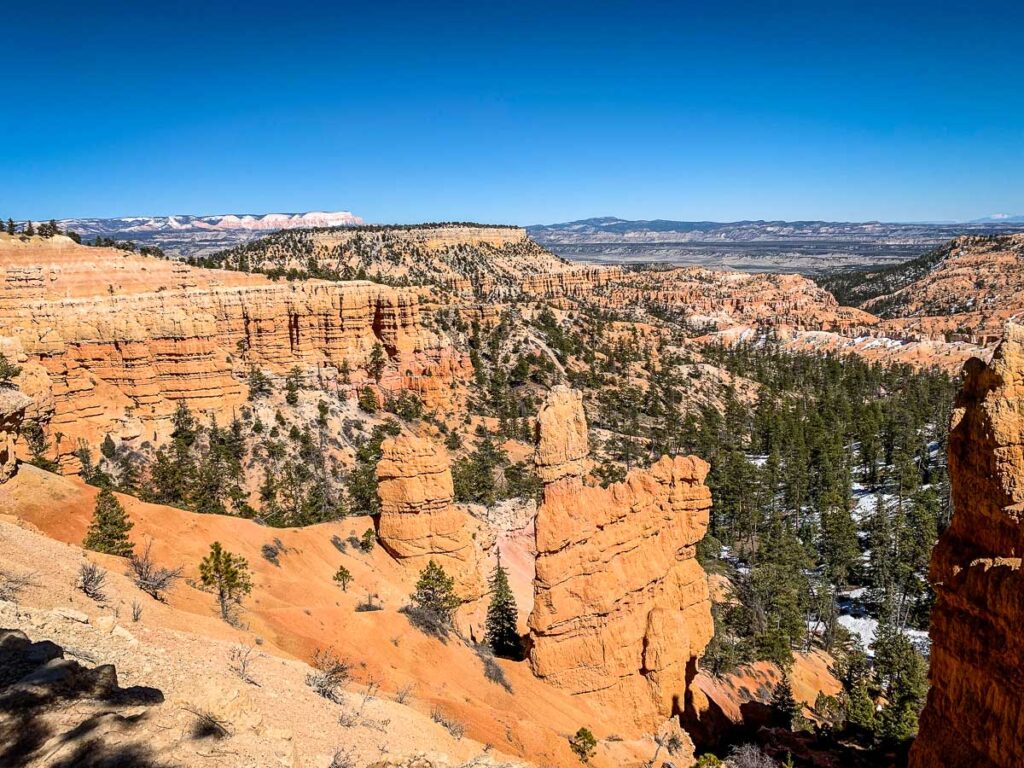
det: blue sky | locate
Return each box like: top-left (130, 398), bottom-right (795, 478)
top-left (3, 0), bottom-right (1023, 224)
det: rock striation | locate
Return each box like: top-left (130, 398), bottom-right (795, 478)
top-left (528, 385), bottom-right (714, 734)
top-left (909, 322), bottom-right (1024, 768)
top-left (0, 388), bottom-right (32, 483)
top-left (376, 433), bottom-right (484, 600)
top-left (0, 236), bottom-right (469, 464)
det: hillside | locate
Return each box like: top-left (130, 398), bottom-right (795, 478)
top-left (0, 229), bottom-right (994, 766)
top-left (202, 224), bottom-right (573, 298)
top-left (821, 233), bottom-right (1024, 342)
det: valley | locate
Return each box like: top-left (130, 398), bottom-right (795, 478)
top-left (0, 222), bottom-right (1021, 767)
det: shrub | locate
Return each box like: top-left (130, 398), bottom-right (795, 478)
top-left (0, 352), bottom-right (22, 387)
top-left (0, 568), bottom-right (37, 602)
top-left (430, 706), bottom-right (466, 740)
top-left (127, 541), bottom-right (183, 601)
top-left (306, 648), bottom-right (350, 702)
top-left (188, 708), bottom-right (231, 740)
top-left (77, 561), bottom-right (107, 601)
top-left (228, 644), bottom-right (261, 684)
top-left (359, 528), bottom-right (376, 552)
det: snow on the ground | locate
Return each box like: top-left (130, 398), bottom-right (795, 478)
top-left (837, 615), bottom-right (930, 657)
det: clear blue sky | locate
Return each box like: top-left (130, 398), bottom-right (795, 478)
top-left (4, 0), bottom-right (1023, 224)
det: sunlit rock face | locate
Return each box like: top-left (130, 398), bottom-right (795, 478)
top-left (910, 322), bottom-right (1024, 768)
top-left (528, 385), bottom-right (714, 734)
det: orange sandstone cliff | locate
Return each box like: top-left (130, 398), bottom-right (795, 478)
top-left (528, 386), bottom-right (714, 735)
top-left (910, 321), bottom-right (1024, 768)
top-left (0, 235), bottom-right (469, 464)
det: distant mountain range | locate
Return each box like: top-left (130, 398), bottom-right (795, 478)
top-left (54, 211), bottom-right (362, 257)
top-left (970, 213), bottom-right (1024, 223)
top-left (527, 217), bottom-right (1024, 273)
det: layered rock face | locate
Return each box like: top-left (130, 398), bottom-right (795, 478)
top-left (0, 388), bottom-right (32, 483)
top-left (376, 433), bottom-right (484, 599)
top-left (909, 322), bottom-right (1024, 768)
top-left (588, 267), bottom-right (877, 333)
top-left (528, 386), bottom-right (714, 733)
top-left (0, 237), bottom-right (469, 463)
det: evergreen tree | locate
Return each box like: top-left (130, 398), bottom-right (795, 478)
top-left (0, 352), bottom-right (22, 387)
top-left (333, 565), bottom-right (352, 591)
top-left (367, 342), bottom-right (387, 382)
top-left (485, 552), bottom-right (519, 657)
top-left (873, 622), bottom-right (928, 742)
top-left (411, 559), bottom-right (460, 627)
top-left (285, 365), bottom-right (302, 405)
top-left (247, 366), bottom-right (272, 399)
top-left (5, 218), bottom-right (14, 236)
top-left (771, 674), bottom-right (800, 728)
top-left (83, 488), bottom-right (134, 556)
top-left (24, 220), bottom-right (35, 236)
top-left (199, 541), bottom-right (253, 619)
top-left (100, 433), bottom-right (117, 459)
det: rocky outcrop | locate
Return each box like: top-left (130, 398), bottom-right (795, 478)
top-left (0, 627), bottom-right (165, 766)
top-left (376, 434), bottom-right (484, 600)
top-left (909, 322), bottom-right (1024, 768)
top-left (519, 266), bottom-right (624, 298)
top-left (0, 238), bottom-right (469, 465)
top-left (0, 388), bottom-right (31, 483)
top-left (528, 386), bottom-right (714, 734)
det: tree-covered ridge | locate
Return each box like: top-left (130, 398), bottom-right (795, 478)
top-left (817, 234), bottom-right (1022, 311)
top-left (192, 226), bottom-right (568, 298)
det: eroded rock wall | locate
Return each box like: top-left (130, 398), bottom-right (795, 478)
top-left (0, 238), bottom-right (470, 463)
top-left (909, 322), bottom-right (1024, 768)
top-left (528, 385), bottom-right (713, 733)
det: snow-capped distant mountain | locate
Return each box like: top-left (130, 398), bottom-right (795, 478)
top-left (56, 210), bottom-right (363, 257)
top-left (970, 213), bottom-right (1024, 223)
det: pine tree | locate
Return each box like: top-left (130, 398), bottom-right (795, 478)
top-left (771, 674), bottom-right (800, 729)
top-left (285, 366), bottom-right (302, 405)
top-left (333, 565), bottom-right (352, 591)
top-left (100, 433), bottom-right (117, 459)
top-left (411, 559), bottom-right (460, 627)
top-left (247, 366), bottom-right (272, 399)
top-left (485, 552), bottom-right (520, 657)
top-left (199, 541), bottom-right (253, 619)
top-left (873, 622), bottom-right (928, 742)
top-left (0, 352), bottom-right (22, 387)
top-left (339, 358), bottom-right (351, 385)
top-left (367, 342), bottom-right (387, 383)
top-left (83, 488), bottom-right (134, 556)
top-left (5, 219), bottom-right (14, 236)
top-left (24, 220), bottom-right (35, 236)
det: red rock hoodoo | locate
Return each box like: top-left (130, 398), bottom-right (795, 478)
top-left (528, 385), bottom-right (714, 734)
top-left (376, 433), bottom-right (485, 600)
top-left (910, 321), bottom-right (1024, 768)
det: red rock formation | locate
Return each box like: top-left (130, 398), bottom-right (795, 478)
top-left (528, 385), bottom-right (714, 734)
top-left (519, 266), bottom-right (624, 298)
top-left (376, 433), bottom-right (485, 600)
top-left (0, 237), bottom-right (470, 464)
top-left (909, 322), bottom-right (1024, 768)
